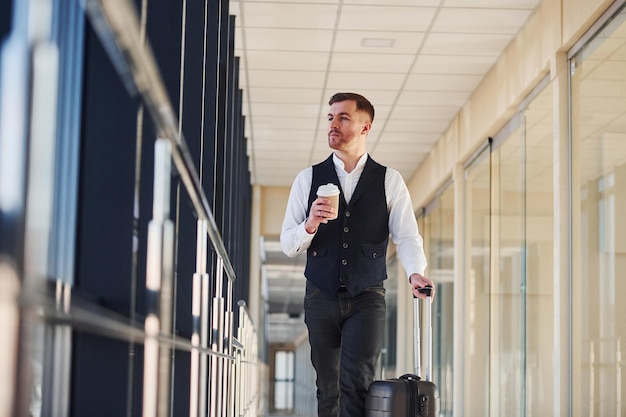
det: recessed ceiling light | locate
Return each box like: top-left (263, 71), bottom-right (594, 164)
top-left (361, 38), bottom-right (395, 48)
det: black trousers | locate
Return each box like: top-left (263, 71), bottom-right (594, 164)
top-left (304, 281), bottom-right (386, 417)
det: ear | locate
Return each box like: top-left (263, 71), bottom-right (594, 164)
top-left (361, 122), bottom-right (372, 135)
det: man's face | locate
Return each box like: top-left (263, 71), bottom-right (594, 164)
top-left (327, 100), bottom-right (371, 151)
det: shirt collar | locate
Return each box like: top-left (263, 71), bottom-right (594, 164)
top-left (332, 153), bottom-right (368, 174)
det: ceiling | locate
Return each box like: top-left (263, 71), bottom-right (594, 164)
top-left (228, 0), bottom-right (544, 343)
top-left (229, 0), bottom-right (543, 187)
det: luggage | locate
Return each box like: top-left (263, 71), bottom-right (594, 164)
top-left (365, 286), bottom-right (439, 417)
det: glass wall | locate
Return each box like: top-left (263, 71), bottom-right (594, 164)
top-left (523, 81), bottom-right (555, 416)
top-left (423, 182), bottom-right (455, 416)
top-left (570, 5), bottom-right (626, 416)
top-left (491, 120), bottom-right (526, 417)
top-left (463, 144), bottom-right (491, 416)
top-left (462, 77), bottom-right (554, 416)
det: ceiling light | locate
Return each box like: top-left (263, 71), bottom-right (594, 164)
top-left (361, 38), bottom-right (395, 48)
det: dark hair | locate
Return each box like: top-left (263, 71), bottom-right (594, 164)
top-left (328, 92), bottom-right (375, 122)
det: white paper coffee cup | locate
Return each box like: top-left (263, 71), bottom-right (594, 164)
top-left (317, 183), bottom-right (340, 220)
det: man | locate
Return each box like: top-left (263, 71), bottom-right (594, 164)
top-left (280, 92), bottom-right (434, 417)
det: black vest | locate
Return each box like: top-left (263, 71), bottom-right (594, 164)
top-left (305, 155), bottom-right (389, 296)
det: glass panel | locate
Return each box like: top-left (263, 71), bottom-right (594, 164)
top-left (571, 5), bottom-right (626, 417)
top-left (492, 124), bottom-right (525, 417)
top-left (464, 81), bottom-right (554, 417)
top-left (424, 183), bottom-right (455, 416)
top-left (274, 350), bottom-right (294, 410)
top-left (381, 256), bottom-right (398, 378)
top-left (463, 146), bottom-right (491, 416)
top-left (523, 82), bottom-right (555, 416)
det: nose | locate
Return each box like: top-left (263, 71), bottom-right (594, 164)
top-left (329, 117), bottom-right (339, 130)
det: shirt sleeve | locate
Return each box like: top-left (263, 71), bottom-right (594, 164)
top-left (385, 169), bottom-right (428, 277)
top-left (280, 168), bottom-right (316, 257)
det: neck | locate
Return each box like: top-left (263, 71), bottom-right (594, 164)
top-left (335, 151), bottom-right (365, 173)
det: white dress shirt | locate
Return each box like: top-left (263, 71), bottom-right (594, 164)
top-left (280, 153), bottom-right (428, 278)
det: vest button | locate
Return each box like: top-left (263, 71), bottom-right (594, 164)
top-left (342, 243), bottom-right (348, 249)
top-left (341, 259), bottom-right (347, 265)
top-left (345, 211), bottom-right (351, 217)
top-left (343, 227), bottom-right (349, 232)
top-left (312, 250), bottom-right (318, 256)
top-left (372, 252), bottom-right (378, 258)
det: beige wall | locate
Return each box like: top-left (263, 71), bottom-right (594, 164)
top-left (259, 186), bottom-right (290, 238)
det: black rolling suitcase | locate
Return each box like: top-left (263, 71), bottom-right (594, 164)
top-left (366, 287), bottom-right (439, 417)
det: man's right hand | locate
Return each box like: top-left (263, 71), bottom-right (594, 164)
top-left (305, 197), bottom-right (336, 233)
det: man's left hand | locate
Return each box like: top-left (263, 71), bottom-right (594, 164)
top-left (409, 273), bottom-right (435, 300)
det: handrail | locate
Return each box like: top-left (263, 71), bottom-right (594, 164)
top-left (22, 286), bottom-right (236, 360)
top-left (82, 0), bottom-right (236, 283)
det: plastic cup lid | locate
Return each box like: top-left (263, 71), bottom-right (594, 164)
top-left (317, 183), bottom-right (340, 196)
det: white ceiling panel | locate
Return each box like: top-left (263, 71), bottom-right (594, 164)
top-left (240, 3), bottom-right (339, 29)
top-left (250, 116), bottom-right (319, 130)
top-left (234, 26), bottom-right (243, 50)
top-left (397, 90), bottom-right (471, 107)
top-left (246, 102), bottom-right (320, 117)
top-left (432, 8), bottom-right (533, 34)
top-left (252, 132), bottom-right (315, 145)
top-left (442, 0), bottom-right (540, 8)
top-left (372, 132), bottom-right (441, 145)
top-left (237, 0), bottom-right (336, 3)
top-left (404, 73), bottom-right (483, 92)
top-left (326, 72), bottom-right (406, 90)
top-left (244, 50), bottom-right (330, 71)
top-left (371, 153), bottom-right (428, 173)
top-left (243, 27), bottom-right (334, 51)
top-left (384, 118), bottom-right (452, 133)
top-left (343, 0), bottom-right (441, 5)
top-left (311, 145), bottom-right (334, 159)
top-left (412, 54), bottom-right (497, 75)
top-left (247, 70), bottom-right (326, 88)
top-left (421, 33), bottom-right (514, 56)
top-left (246, 87), bottom-right (322, 103)
top-left (253, 149), bottom-right (313, 159)
top-left (330, 53), bottom-right (415, 73)
top-left (372, 142), bottom-right (434, 152)
top-left (393, 104), bottom-right (459, 121)
top-left (338, 5), bottom-right (438, 32)
top-left (252, 158), bottom-right (310, 172)
top-left (391, 105), bottom-right (460, 120)
top-left (372, 146), bottom-right (430, 160)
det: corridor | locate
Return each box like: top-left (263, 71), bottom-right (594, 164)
top-left (2, 0), bottom-right (626, 416)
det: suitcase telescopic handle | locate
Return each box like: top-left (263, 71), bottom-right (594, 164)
top-left (413, 286), bottom-right (433, 381)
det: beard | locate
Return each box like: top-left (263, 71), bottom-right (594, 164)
top-left (328, 131), bottom-right (346, 150)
